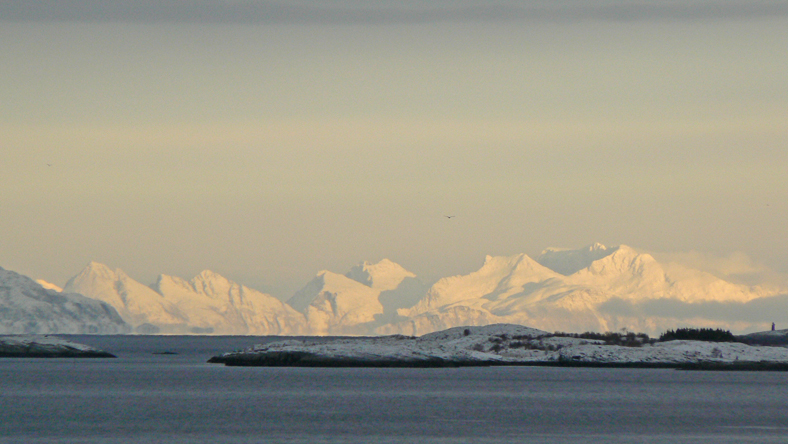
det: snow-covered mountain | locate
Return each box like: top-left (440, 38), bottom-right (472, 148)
top-left (378, 244), bottom-right (783, 336)
top-left (344, 259), bottom-right (429, 321)
top-left (288, 259), bottom-right (428, 335)
top-left (536, 242), bottom-right (617, 276)
top-left (64, 263), bottom-right (306, 335)
top-left (151, 270), bottom-right (306, 335)
top-left (289, 270), bottom-right (382, 335)
top-left (0, 267), bottom-right (129, 334)
top-left (345, 259), bottom-right (415, 291)
top-left (64, 262), bottom-right (186, 333)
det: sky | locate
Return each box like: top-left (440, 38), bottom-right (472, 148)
top-left (1, 0), bottom-right (787, 299)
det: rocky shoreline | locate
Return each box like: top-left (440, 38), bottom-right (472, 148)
top-left (208, 351), bottom-right (472, 367)
top-left (208, 324), bottom-right (788, 370)
top-left (0, 335), bottom-right (116, 358)
top-left (209, 352), bottom-right (788, 370)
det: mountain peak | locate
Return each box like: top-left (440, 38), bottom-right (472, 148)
top-left (287, 270), bottom-right (383, 327)
top-left (345, 259), bottom-right (415, 291)
top-left (573, 245), bottom-right (661, 281)
top-left (63, 262), bottom-right (122, 292)
top-left (588, 242), bottom-right (608, 252)
top-left (199, 269), bottom-right (218, 277)
top-left (151, 273), bottom-right (188, 292)
top-left (537, 243), bottom-right (620, 276)
top-left (152, 270), bottom-right (236, 296)
top-left (193, 269), bottom-right (228, 284)
top-left (83, 261), bottom-right (116, 277)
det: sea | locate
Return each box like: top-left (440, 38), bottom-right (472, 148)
top-left (2, 335), bottom-right (788, 444)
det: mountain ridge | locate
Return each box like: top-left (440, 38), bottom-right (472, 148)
top-left (6, 244), bottom-right (786, 335)
top-left (64, 264), bottom-right (306, 335)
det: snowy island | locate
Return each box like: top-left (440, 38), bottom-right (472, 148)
top-left (0, 335), bottom-right (115, 358)
top-left (208, 324), bottom-right (788, 370)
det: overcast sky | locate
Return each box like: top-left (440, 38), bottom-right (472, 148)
top-left (2, 1), bottom-right (787, 298)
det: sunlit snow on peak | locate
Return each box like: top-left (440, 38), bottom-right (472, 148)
top-left (345, 258), bottom-right (415, 291)
top-left (35, 279), bottom-right (63, 293)
top-left (537, 243), bottom-right (620, 276)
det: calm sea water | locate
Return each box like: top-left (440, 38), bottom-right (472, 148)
top-left (2, 335), bottom-right (788, 444)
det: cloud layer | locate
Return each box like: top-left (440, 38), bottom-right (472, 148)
top-left (3, 1), bottom-right (788, 24)
top-left (601, 294), bottom-right (788, 325)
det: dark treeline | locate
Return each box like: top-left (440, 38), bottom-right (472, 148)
top-left (553, 331), bottom-right (652, 347)
top-left (481, 327), bottom-right (784, 350)
top-left (659, 328), bottom-right (736, 342)
top-left (553, 328), bottom-right (744, 346)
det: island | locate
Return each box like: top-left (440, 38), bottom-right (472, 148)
top-left (0, 335), bottom-right (116, 358)
top-left (208, 324), bottom-right (788, 370)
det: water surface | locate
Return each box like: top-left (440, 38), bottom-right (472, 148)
top-left (1, 335), bottom-right (787, 443)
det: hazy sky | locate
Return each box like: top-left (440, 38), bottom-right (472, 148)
top-left (2, 0), bottom-right (787, 299)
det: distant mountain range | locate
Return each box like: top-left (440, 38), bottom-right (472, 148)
top-left (2, 243), bottom-right (786, 335)
top-left (387, 244), bottom-right (779, 336)
top-left (62, 262), bottom-right (305, 335)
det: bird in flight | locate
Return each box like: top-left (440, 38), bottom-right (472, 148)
top-left (46, 163), bottom-right (52, 167)
top-left (444, 215), bottom-right (455, 219)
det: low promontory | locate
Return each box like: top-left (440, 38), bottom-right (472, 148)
top-left (0, 335), bottom-right (116, 358)
top-left (208, 324), bottom-right (788, 370)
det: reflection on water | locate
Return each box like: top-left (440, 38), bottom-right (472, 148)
top-left (1, 335), bottom-right (788, 444)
